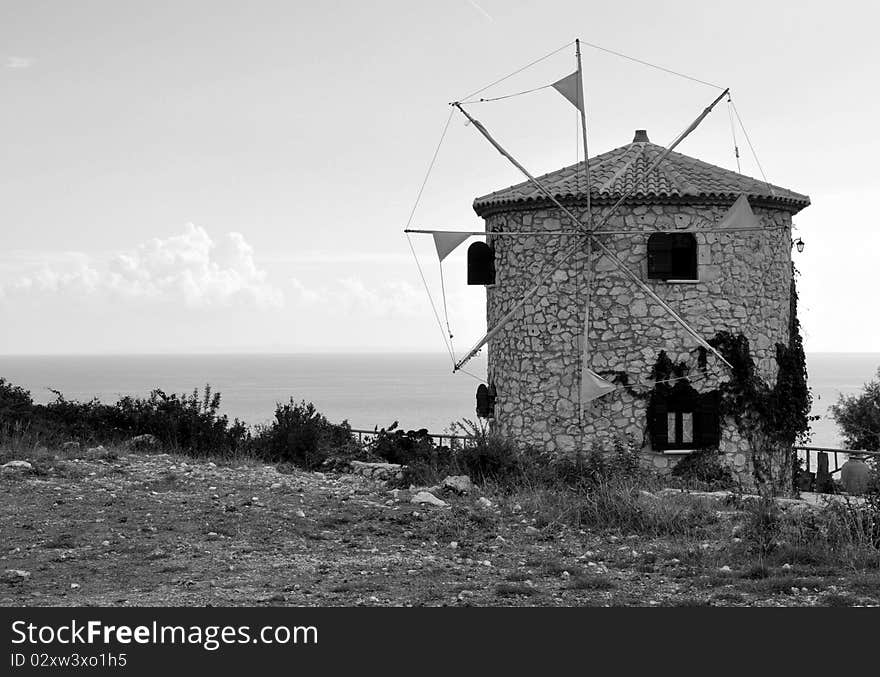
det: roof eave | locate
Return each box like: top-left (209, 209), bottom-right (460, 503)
top-left (472, 193), bottom-right (811, 219)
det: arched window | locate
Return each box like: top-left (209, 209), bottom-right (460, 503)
top-left (476, 383), bottom-right (497, 419)
top-left (467, 242), bottom-right (495, 285)
top-left (649, 381), bottom-right (720, 452)
top-left (647, 233), bottom-right (697, 281)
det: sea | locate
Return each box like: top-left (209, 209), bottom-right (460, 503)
top-left (0, 353), bottom-right (876, 447)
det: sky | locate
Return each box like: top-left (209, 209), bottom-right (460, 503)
top-left (1, 0), bottom-right (878, 354)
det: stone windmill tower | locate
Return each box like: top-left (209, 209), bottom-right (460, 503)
top-left (468, 130), bottom-right (810, 479)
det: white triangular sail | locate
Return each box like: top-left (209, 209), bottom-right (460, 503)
top-left (581, 367), bottom-right (616, 406)
top-left (551, 71), bottom-right (584, 113)
top-left (432, 232), bottom-right (471, 262)
top-left (717, 194), bottom-right (760, 229)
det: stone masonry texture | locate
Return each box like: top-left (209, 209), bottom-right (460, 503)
top-left (481, 202), bottom-right (794, 482)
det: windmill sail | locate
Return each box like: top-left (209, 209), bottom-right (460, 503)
top-left (581, 367), bottom-right (617, 405)
top-left (579, 237), bottom-right (611, 408)
top-left (410, 45), bottom-right (738, 443)
top-left (432, 232), bottom-right (471, 261)
top-left (717, 194), bottom-right (760, 229)
top-left (452, 97), bottom-right (734, 374)
top-left (551, 71), bottom-right (585, 113)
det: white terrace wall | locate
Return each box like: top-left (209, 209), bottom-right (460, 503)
top-left (482, 201), bottom-right (793, 481)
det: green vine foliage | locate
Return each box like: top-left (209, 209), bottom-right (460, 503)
top-left (647, 350), bottom-right (691, 407)
top-left (710, 276), bottom-right (812, 448)
top-left (597, 370), bottom-right (649, 400)
top-left (709, 273), bottom-right (813, 492)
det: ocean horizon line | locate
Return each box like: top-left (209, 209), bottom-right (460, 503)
top-left (0, 350), bottom-right (462, 358)
top-left (0, 351), bottom-right (876, 447)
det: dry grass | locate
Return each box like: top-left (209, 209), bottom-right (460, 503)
top-left (2, 440), bottom-right (880, 607)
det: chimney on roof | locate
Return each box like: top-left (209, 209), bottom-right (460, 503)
top-left (632, 129), bottom-right (650, 143)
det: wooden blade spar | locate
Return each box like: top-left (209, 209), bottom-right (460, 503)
top-left (450, 89), bottom-right (733, 373)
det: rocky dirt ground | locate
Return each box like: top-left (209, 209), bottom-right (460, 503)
top-left (2, 449), bottom-right (879, 607)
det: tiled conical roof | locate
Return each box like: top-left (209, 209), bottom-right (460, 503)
top-left (473, 130), bottom-right (810, 216)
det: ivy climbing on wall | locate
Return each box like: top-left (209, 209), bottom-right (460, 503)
top-left (709, 270), bottom-right (813, 495)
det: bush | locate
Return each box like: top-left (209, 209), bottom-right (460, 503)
top-left (377, 425), bottom-right (654, 493)
top-left (0, 378), bottom-right (62, 446)
top-left (116, 386), bottom-right (250, 456)
top-left (0, 377), bottom-right (35, 421)
top-left (49, 385), bottom-right (249, 456)
top-left (0, 379), bottom-right (249, 457)
top-left (370, 420), bottom-right (547, 487)
top-left (251, 399), bottom-right (354, 469)
top-left (830, 368), bottom-right (880, 452)
top-left (453, 428), bottom-right (545, 486)
top-left (369, 422), bottom-right (436, 467)
top-left (671, 447), bottom-right (738, 490)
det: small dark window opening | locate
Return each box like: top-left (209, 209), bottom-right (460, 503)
top-left (476, 383), bottom-right (497, 419)
top-left (649, 382), bottom-right (720, 451)
top-left (647, 233), bottom-right (697, 280)
top-left (467, 242), bottom-right (495, 285)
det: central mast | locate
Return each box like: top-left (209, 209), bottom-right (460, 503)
top-left (575, 38), bottom-right (592, 229)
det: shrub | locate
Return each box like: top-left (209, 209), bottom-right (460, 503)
top-left (671, 447), bottom-right (737, 490)
top-left (0, 378), bottom-right (64, 446)
top-left (0, 377), bottom-right (369, 466)
top-left (0, 377), bottom-right (35, 421)
top-left (830, 368), bottom-right (880, 453)
top-left (454, 433), bottom-right (544, 486)
top-left (107, 386), bottom-right (249, 456)
top-left (41, 390), bottom-right (126, 443)
top-left (446, 425), bottom-right (650, 493)
top-left (0, 379), bottom-right (249, 457)
top-left (370, 422), bottom-right (436, 466)
top-left (374, 420), bottom-right (551, 488)
top-left (251, 399), bottom-right (353, 469)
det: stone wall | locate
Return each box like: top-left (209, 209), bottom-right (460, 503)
top-left (482, 201), bottom-right (793, 482)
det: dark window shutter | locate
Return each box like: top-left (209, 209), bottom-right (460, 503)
top-left (487, 384), bottom-right (497, 418)
top-left (647, 234), bottom-right (674, 279)
top-left (648, 233), bottom-right (697, 280)
top-left (467, 242), bottom-right (495, 285)
top-left (694, 391), bottom-right (721, 448)
top-left (670, 233), bottom-right (698, 280)
top-left (649, 396), bottom-right (669, 450)
top-left (476, 384), bottom-right (496, 419)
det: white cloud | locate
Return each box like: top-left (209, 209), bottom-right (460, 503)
top-left (2, 224), bottom-right (283, 308)
top-left (290, 276), bottom-right (424, 317)
top-left (4, 56), bottom-right (33, 69)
